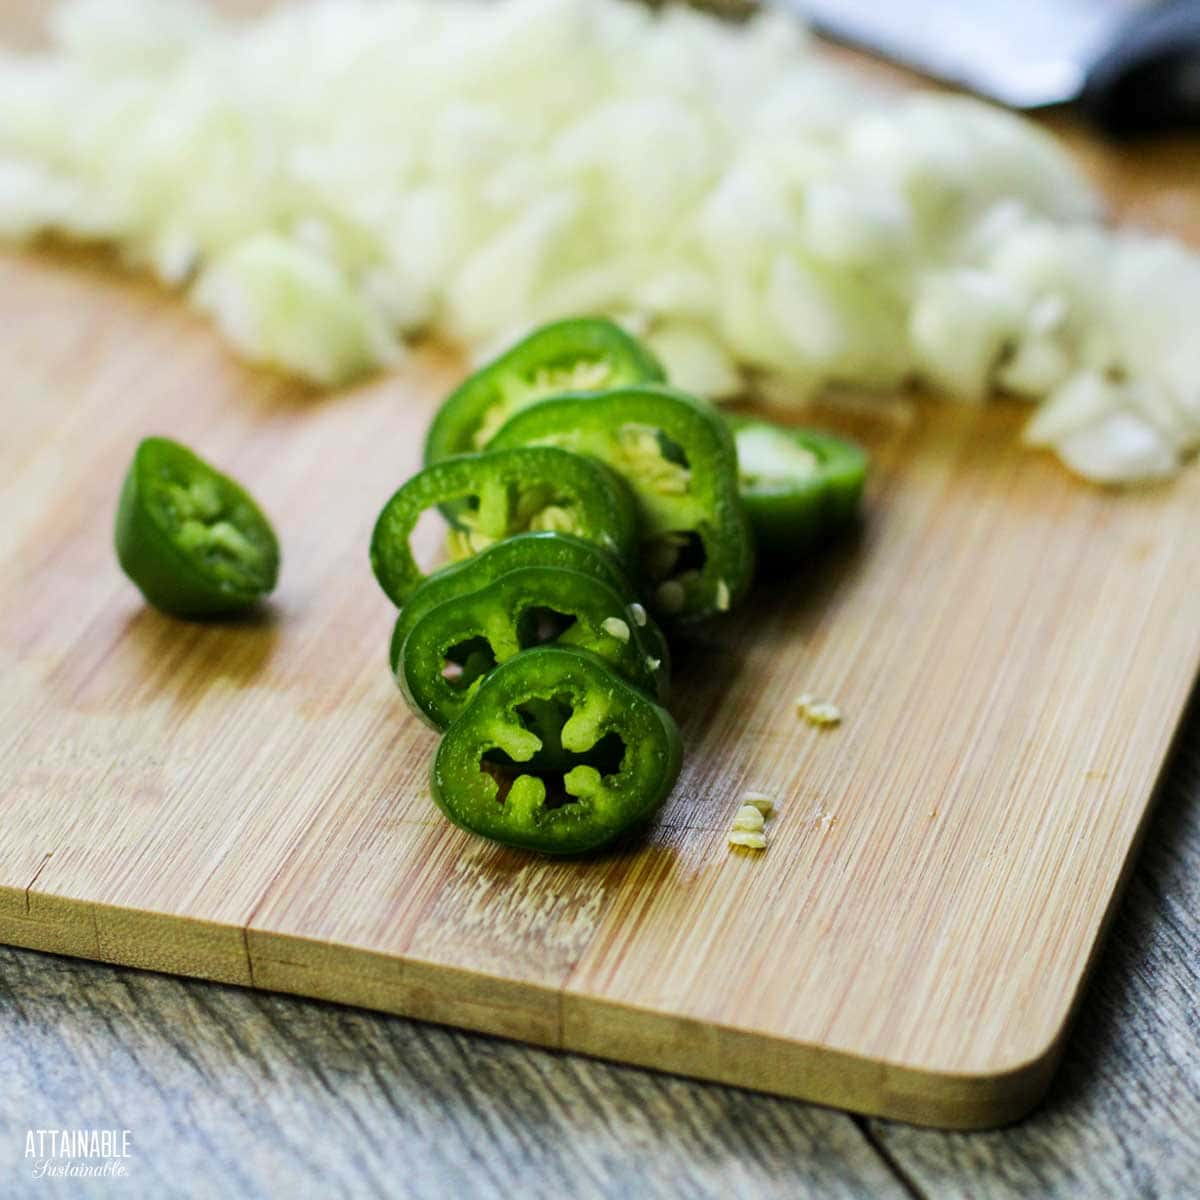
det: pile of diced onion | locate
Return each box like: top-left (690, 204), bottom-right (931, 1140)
top-left (2, 0), bottom-right (1198, 484)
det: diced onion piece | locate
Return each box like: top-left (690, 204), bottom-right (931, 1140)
top-left (1056, 412), bottom-right (1178, 485)
top-left (996, 335), bottom-right (1071, 399)
top-left (0, 159), bottom-right (81, 238)
top-left (644, 322), bottom-right (742, 400)
top-left (1022, 370), bottom-right (1123, 448)
top-left (193, 234), bottom-right (399, 387)
top-left (910, 270), bottom-right (1023, 401)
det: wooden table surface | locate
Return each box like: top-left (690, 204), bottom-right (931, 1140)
top-left (3, 6), bottom-right (1200, 1192)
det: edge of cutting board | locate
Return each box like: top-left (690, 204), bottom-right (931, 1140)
top-left (0, 891), bottom-right (1066, 1128)
top-left (2, 719), bottom-right (1176, 1138)
top-left (7, 667), bottom-right (1186, 1130)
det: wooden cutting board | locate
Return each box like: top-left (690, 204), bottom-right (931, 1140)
top-left (2, 126), bottom-right (1199, 1131)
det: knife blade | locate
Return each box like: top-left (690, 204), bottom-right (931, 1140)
top-left (781, 0), bottom-right (1200, 135)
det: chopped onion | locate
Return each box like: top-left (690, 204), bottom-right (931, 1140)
top-left (644, 321), bottom-right (742, 401)
top-left (193, 234), bottom-right (400, 387)
top-left (1057, 413), bottom-right (1177, 485)
top-left (1, 0), bottom-right (1198, 483)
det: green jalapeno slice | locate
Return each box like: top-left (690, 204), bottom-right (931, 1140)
top-left (431, 646), bottom-right (682, 855)
top-left (424, 317), bottom-right (664, 466)
top-left (728, 418), bottom-right (868, 559)
top-left (487, 385), bottom-right (753, 621)
top-left (369, 447), bottom-right (639, 606)
top-left (387, 530), bottom-right (667, 675)
top-left (397, 564), bottom-right (669, 729)
top-left (114, 437), bottom-right (279, 618)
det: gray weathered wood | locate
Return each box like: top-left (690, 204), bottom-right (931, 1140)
top-left (868, 704), bottom-right (1200, 1199)
top-left (0, 947), bottom-right (906, 1200)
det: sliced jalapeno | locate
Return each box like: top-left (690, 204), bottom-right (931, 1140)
top-left (387, 530), bottom-right (666, 675)
top-left (728, 418), bottom-right (868, 558)
top-left (431, 645), bottom-right (682, 855)
top-left (398, 565), bottom-right (669, 729)
top-left (114, 437), bottom-right (279, 618)
top-left (487, 385), bottom-right (753, 622)
top-left (369, 446), bottom-right (638, 606)
top-left (424, 317), bottom-right (665, 465)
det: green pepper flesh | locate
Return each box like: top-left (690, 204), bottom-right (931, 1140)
top-left (389, 530), bottom-right (669, 677)
top-left (431, 646), bottom-right (682, 854)
top-left (114, 437), bottom-right (279, 618)
top-left (369, 446), bottom-right (639, 606)
top-left (424, 317), bottom-right (665, 466)
top-left (398, 564), bottom-right (669, 729)
top-left (487, 385), bottom-right (753, 622)
top-left (729, 418), bottom-right (868, 559)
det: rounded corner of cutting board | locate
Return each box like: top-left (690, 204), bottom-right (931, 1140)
top-left (561, 994), bottom-right (1072, 1130)
top-left (870, 1034), bottom-right (1067, 1130)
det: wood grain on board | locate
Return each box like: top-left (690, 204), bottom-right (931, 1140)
top-left (1, 24), bottom-right (1198, 1131)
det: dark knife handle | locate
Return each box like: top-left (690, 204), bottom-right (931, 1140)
top-left (1081, 0), bottom-right (1200, 136)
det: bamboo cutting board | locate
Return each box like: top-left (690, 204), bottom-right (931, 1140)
top-left (3, 134), bottom-right (1200, 1132)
